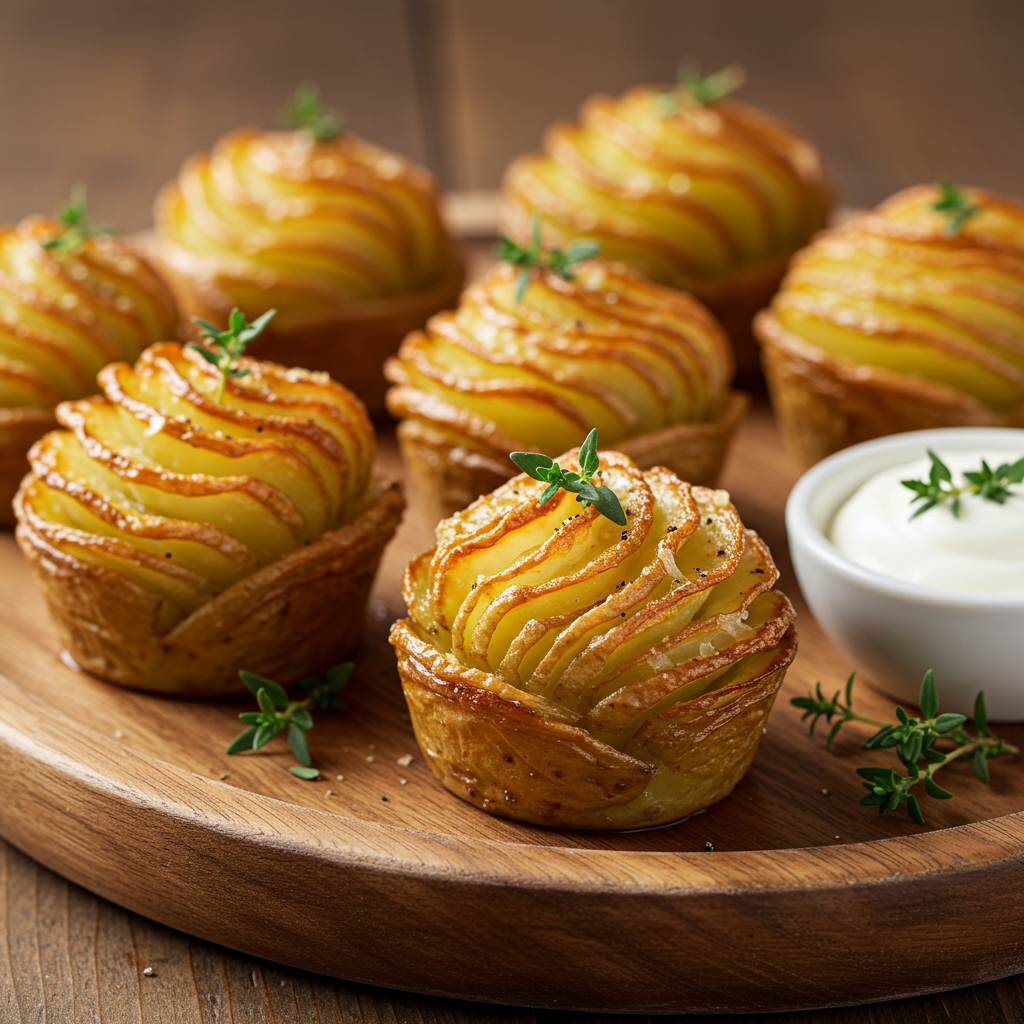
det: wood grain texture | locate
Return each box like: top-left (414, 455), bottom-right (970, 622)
top-left (2, 401), bottom-right (1024, 1015)
top-left (5, 835), bottom-right (1024, 1024)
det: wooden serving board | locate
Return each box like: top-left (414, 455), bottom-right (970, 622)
top-left (2, 402), bottom-right (1023, 1015)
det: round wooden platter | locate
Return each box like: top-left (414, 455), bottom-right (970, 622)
top-left (2, 402), bottom-right (1023, 1016)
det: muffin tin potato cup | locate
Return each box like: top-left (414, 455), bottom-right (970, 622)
top-left (756, 184), bottom-right (1024, 469)
top-left (499, 87), bottom-right (832, 379)
top-left (391, 447), bottom-right (797, 830)
top-left (786, 427), bottom-right (1024, 720)
top-left (386, 259), bottom-right (747, 525)
top-left (13, 340), bottom-right (402, 696)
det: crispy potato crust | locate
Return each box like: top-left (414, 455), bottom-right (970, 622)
top-left (390, 448), bottom-right (796, 829)
top-left (16, 478), bottom-right (404, 695)
top-left (392, 619), bottom-right (795, 830)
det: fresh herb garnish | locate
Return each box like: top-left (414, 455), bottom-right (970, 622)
top-left (931, 180), bottom-right (980, 237)
top-left (286, 83), bottom-right (342, 143)
top-left (901, 449), bottom-right (1024, 519)
top-left (41, 186), bottom-right (112, 254)
top-left (792, 670), bottom-right (1016, 825)
top-left (510, 428), bottom-right (627, 526)
top-left (226, 663), bottom-right (353, 779)
top-left (495, 213), bottom-right (601, 303)
top-left (655, 61), bottom-right (745, 117)
top-left (187, 307), bottom-right (276, 402)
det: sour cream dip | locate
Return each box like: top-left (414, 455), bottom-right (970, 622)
top-left (829, 449), bottom-right (1024, 595)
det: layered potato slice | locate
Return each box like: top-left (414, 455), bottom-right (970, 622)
top-left (15, 342), bottom-right (403, 694)
top-left (386, 259), bottom-right (748, 523)
top-left (154, 126), bottom-right (464, 411)
top-left (500, 85), bottom-right (831, 372)
top-left (757, 184), bottom-right (1024, 467)
top-left (0, 215), bottom-right (179, 522)
top-left (391, 447), bottom-right (795, 830)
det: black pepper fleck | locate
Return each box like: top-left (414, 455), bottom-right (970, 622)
top-left (754, 568), bottom-right (765, 574)
top-left (667, 525), bottom-right (677, 532)
top-left (256, 425), bottom-right (263, 432)
top-left (164, 552), bottom-right (172, 558)
top-left (706, 517), bottom-right (713, 525)
top-left (717, 549), bottom-right (725, 556)
top-left (381, 796), bottom-right (388, 802)
top-left (621, 531), bottom-right (628, 540)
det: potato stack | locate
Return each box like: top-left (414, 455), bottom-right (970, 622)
top-left (392, 448), bottom-right (795, 830)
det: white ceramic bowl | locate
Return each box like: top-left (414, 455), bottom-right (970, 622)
top-left (786, 427), bottom-right (1024, 721)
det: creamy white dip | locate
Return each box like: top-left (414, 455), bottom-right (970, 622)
top-left (829, 449), bottom-right (1024, 595)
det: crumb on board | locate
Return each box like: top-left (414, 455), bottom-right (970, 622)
top-left (396, 754), bottom-right (413, 767)
top-left (703, 841), bottom-right (714, 852)
top-left (822, 788), bottom-right (831, 796)
top-left (400, 778), bottom-right (408, 785)
top-left (142, 967), bottom-right (156, 977)
top-left (326, 789), bottom-right (333, 796)
top-left (366, 755), bottom-right (375, 763)
top-left (335, 774), bottom-right (344, 781)
top-left (114, 730), bottom-right (123, 739)
top-left (219, 772), bottom-right (230, 781)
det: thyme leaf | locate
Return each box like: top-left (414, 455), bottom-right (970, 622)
top-left (655, 61), bottom-right (745, 117)
top-left (510, 428), bottom-right (627, 526)
top-left (901, 449), bottom-right (1024, 519)
top-left (496, 213), bottom-right (601, 303)
top-left (932, 180), bottom-right (980, 237)
top-left (792, 670), bottom-right (1016, 825)
top-left (41, 186), bottom-right (113, 254)
top-left (286, 83), bottom-right (343, 143)
top-left (225, 663), bottom-right (354, 777)
top-left (187, 307), bottom-right (276, 403)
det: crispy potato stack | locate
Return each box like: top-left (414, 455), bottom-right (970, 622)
top-left (757, 185), bottom-right (1024, 467)
top-left (386, 260), bottom-right (747, 522)
top-left (0, 217), bottom-right (178, 523)
top-left (16, 343), bottom-right (403, 694)
top-left (391, 448), bottom-right (796, 830)
top-left (154, 129), bottom-right (463, 409)
top-left (501, 86), bottom-right (830, 371)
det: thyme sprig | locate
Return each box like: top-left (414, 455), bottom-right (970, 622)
top-left (655, 61), bottom-right (746, 116)
top-left (188, 307), bottom-right (276, 402)
top-left (932, 180), bottom-right (980, 237)
top-left (495, 214), bottom-right (601, 303)
top-left (511, 428), bottom-right (627, 526)
top-left (901, 449), bottom-right (1024, 519)
top-left (792, 670), bottom-right (1016, 825)
top-left (286, 83), bottom-right (342, 143)
top-left (42, 186), bottom-right (112, 254)
top-left (226, 664), bottom-right (353, 779)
